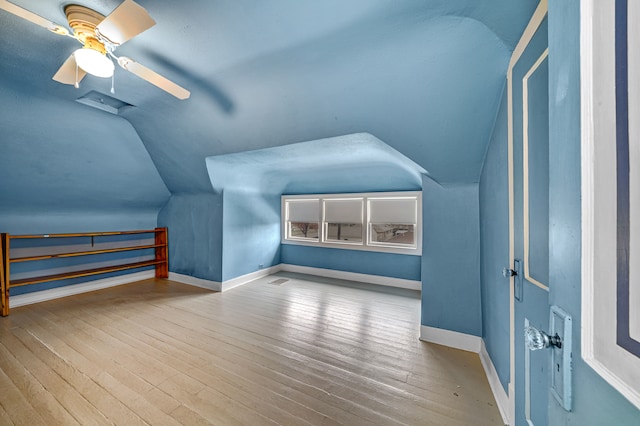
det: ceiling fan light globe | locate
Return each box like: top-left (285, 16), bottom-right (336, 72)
top-left (73, 48), bottom-right (114, 78)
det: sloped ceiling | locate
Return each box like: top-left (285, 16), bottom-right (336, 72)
top-left (0, 0), bottom-right (538, 205)
top-left (206, 133), bottom-right (426, 195)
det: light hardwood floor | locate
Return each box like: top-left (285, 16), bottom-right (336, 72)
top-left (0, 272), bottom-right (502, 425)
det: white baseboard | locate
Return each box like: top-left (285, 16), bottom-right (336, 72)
top-left (220, 265), bottom-right (281, 291)
top-left (168, 272), bottom-right (221, 291)
top-left (280, 264), bottom-right (421, 291)
top-left (9, 263), bottom-right (413, 309)
top-left (168, 265), bottom-right (281, 292)
top-left (10, 265), bottom-right (280, 309)
top-left (10, 270), bottom-right (155, 308)
top-left (479, 340), bottom-right (510, 425)
top-left (171, 264), bottom-right (421, 293)
top-left (419, 325), bottom-right (482, 353)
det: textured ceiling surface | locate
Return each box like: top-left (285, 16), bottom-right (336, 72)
top-left (206, 133), bottom-right (426, 195)
top-left (0, 0), bottom-right (538, 207)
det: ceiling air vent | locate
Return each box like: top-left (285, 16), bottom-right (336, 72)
top-left (75, 90), bottom-right (134, 115)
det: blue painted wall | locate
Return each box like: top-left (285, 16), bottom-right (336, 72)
top-left (222, 189), bottom-right (282, 281)
top-left (0, 83), bottom-right (170, 220)
top-left (421, 177), bottom-right (482, 336)
top-left (206, 134), bottom-right (425, 282)
top-left (547, 1), bottom-right (640, 423)
top-left (157, 193), bottom-right (223, 282)
top-left (281, 245), bottom-right (421, 281)
top-left (9, 232), bottom-right (156, 296)
top-left (479, 82), bottom-right (510, 392)
top-left (0, 211), bottom-right (160, 235)
top-left (0, 77), bottom-right (170, 295)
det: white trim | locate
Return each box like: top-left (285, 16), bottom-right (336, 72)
top-left (506, 58), bottom-right (517, 426)
top-left (479, 340), bottom-right (511, 425)
top-left (169, 265), bottom-right (281, 292)
top-left (419, 325), bottom-right (482, 353)
top-left (580, 0), bottom-right (598, 376)
top-left (280, 264), bottom-right (421, 291)
top-left (10, 263), bottom-right (415, 312)
top-left (220, 265), bottom-right (281, 291)
top-left (507, 1), bottom-right (548, 422)
top-left (282, 191), bottom-right (422, 256)
top-left (168, 272), bottom-right (221, 291)
top-left (580, 0), bottom-right (640, 409)
top-left (10, 270), bottom-right (155, 308)
top-left (628, 0), bottom-right (640, 344)
top-left (509, 0), bottom-right (549, 70)
top-left (522, 48), bottom-right (550, 292)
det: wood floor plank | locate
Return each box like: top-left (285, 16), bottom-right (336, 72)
top-left (104, 286), bottom-right (484, 422)
top-left (132, 298), bottom-right (470, 404)
top-left (96, 303), bottom-right (417, 423)
top-left (97, 281), bottom-right (493, 424)
top-left (0, 402), bottom-right (13, 425)
top-left (0, 275), bottom-right (503, 425)
top-left (0, 362), bottom-right (48, 426)
top-left (0, 329), bottom-right (112, 426)
top-left (10, 327), bottom-right (148, 426)
top-left (73, 304), bottom-right (358, 425)
top-left (0, 342), bottom-right (79, 425)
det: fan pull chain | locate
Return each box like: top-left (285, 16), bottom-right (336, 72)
top-left (109, 55), bottom-right (116, 94)
top-left (74, 63), bottom-right (79, 89)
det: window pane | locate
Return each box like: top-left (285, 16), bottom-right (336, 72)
top-left (370, 224), bottom-right (415, 245)
top-left (289, 222), bottom-right (319, 240)
top-left (287, 199), bottom-right (320, 222)
top-left (368, 197), bottom-right (417, 224)
top-left (326, 223), bottom-right (363, 243)
top-left (323, 198), bottom-right (363, 223)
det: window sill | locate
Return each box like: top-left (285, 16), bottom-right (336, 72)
top-left (281, 238), bottom-right (421, 256)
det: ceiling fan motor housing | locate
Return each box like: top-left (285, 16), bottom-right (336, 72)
top-left (0, 0), bottom-right (190, 98)
top-left (64, 4), bottom-right (107, 53)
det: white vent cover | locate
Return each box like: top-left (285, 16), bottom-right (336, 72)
top-left (76, 90), bottom-right (134, 115)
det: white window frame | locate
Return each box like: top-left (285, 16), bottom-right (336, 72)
top-left (322, 197), bottom-right (365, 246)
top-left (284, 198), bottom-right (320, 242)
top-left (282, 191), bottom-right (422, 255)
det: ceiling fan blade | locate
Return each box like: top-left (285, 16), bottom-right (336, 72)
top-left (118, 57), bottom-right (190, 100)
top-left (0, 0), bottom-right (68, 35)
top-left (53, 55), bottom-right (86, 85)
top-left (96, 0), bottom-right (155, 46)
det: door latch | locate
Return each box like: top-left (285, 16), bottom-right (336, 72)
top-left (502, 267), bottom-right (517, 277)
top-left (503, 259), bottom-right (523, 301)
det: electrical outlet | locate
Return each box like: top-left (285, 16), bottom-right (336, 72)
top-left (550, 305), bottom-right (572, 411)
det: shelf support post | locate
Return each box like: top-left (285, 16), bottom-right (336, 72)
top-left (155, 227), bottom-right (169, 278)
top-left (1, 233), bottom-right (10, 317)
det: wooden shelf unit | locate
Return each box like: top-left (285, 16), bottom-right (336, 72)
top-left (0, 227), bottom-right (168, 316)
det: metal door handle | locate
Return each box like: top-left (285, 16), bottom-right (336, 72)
top-left (503, 267), bottom-right (517, 277)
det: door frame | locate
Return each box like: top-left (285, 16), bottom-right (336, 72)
top-left (507, 0), bottom-right (548, 423)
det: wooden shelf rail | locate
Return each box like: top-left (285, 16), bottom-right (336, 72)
top-left (0, 228), bottom-right (168, 316)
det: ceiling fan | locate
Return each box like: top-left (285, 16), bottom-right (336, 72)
top-left (0, 0), bottom-right (190, 99)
